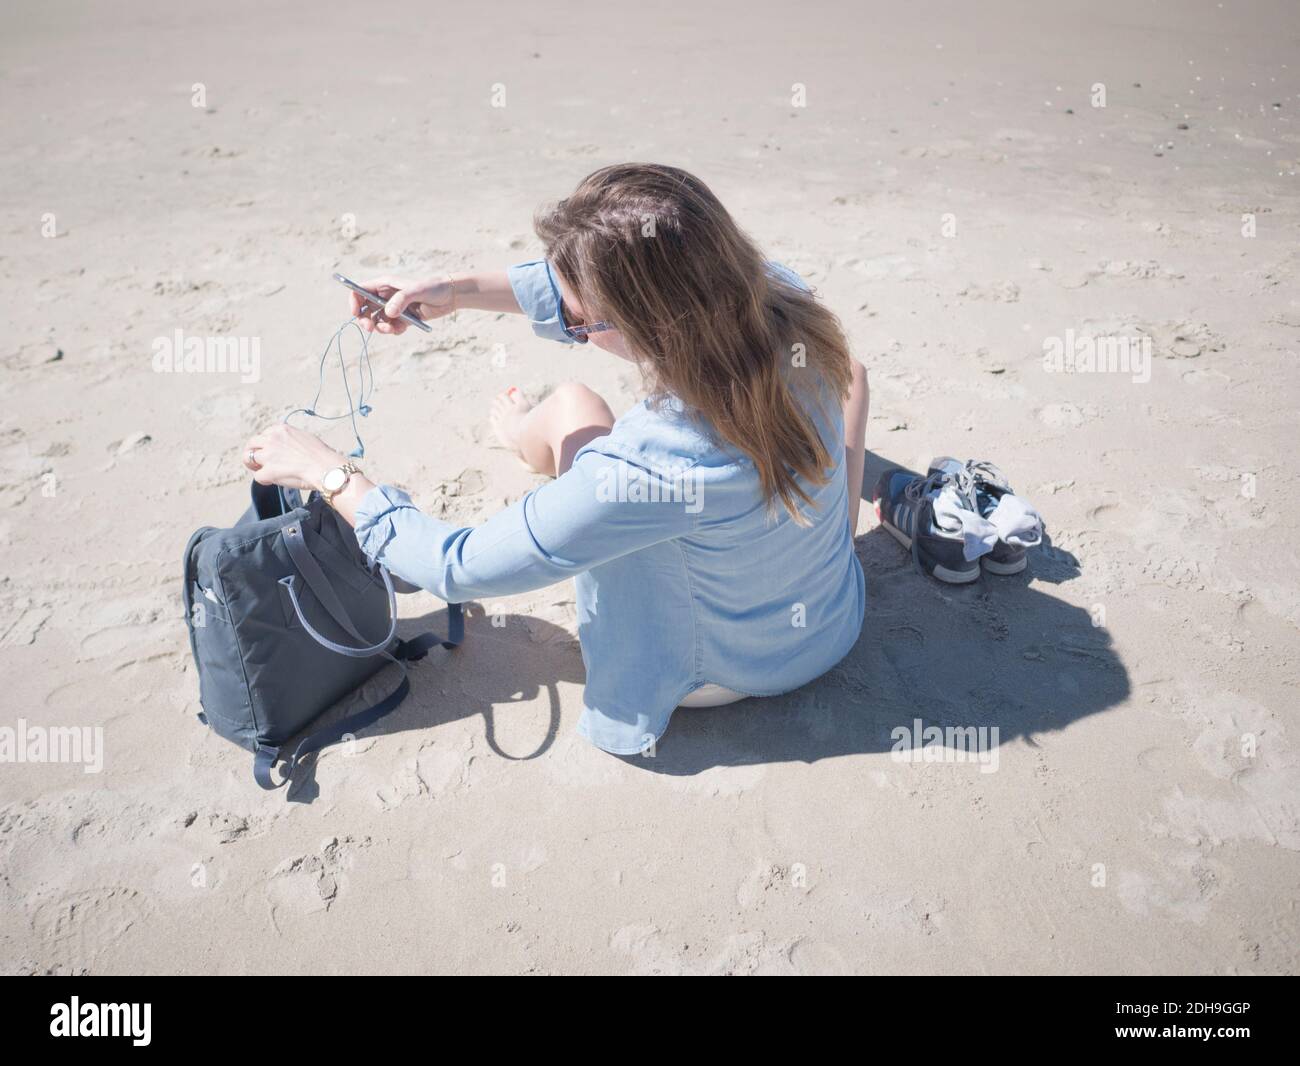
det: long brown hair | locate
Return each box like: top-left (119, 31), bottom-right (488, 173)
top-left (534, 163), bottom-right (853, 523)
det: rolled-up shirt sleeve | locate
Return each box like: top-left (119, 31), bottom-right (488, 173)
top-left (507, 259), bottom-right (574, 344)
top-left (352, 448), bottom-right (698, 601)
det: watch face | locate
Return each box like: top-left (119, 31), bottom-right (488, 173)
top-left (322, 468), bottom-right (347, 493)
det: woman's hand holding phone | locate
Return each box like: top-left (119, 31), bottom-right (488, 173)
top-left (349, 275), bottom-right (457, 334)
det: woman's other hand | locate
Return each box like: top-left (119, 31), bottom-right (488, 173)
top-left (243, 423), bottom-right (348, 491)
top-left (348, 274), bottom-right (456, 334)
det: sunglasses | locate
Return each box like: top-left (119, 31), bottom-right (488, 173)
top-left (559, 298), bottom-right (613, 342)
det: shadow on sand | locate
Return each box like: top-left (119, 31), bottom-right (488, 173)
top-left (285, 448), bottom-right (1127, 798)
top-left (636, 449), bottom-right (1126, 778)
top-left (284, 603), bottom-right (581, 802)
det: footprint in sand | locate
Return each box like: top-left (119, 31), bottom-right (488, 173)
top-left (1114, 854), bottom-right (1227, 925)
top-left (449, 467), bottom-right (487, 496)
top-left (880, 622), bottom-right (930, 680)
top-left (184, 807), bottom-right (284, 846)
top-left (1145, 319), bottom-right (1225, 360)
top-left (263, 836), bottom-right (370, 931)
top-left (788, 937), bottom-right (852, 975)
top-left (1154, 691), bottom-right (1300, 852)
top-left (375, 733), bottom-right (475, 811)
top-left (31, 887), bottom-right (152, 972)
top-left (610, 923), bottom-right (799, 976)
top-left (1181, 368), bottom-right (1230, 386)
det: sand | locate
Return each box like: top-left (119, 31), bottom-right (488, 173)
top-left (1, 0), bottom-right (1297, 974)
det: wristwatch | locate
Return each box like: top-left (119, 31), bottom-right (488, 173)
top-left (320, 461), bottom-right (361, 506)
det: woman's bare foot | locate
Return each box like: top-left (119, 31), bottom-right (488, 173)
top-left (488, 382), bottom-right (617, 478)
top-left (490, 387), bottom-right (542, 471)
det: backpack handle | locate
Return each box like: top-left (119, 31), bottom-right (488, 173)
top-left (280, 522), bottom-right (398, 657)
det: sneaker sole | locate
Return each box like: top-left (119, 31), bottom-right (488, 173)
top-left (981, 555), bottom-right (1028, 576)
top-left (877, 511), bottom-right (981, 585)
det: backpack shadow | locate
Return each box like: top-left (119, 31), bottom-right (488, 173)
top-left (284, 604), bottom-right (582, 801)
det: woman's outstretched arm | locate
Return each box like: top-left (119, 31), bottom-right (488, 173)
top-left (351, 261), bottom-right (583, 347)
top-left (349, 270), bottom-right (522, 334)
top-left (240, 422), bottom-right (695, 603)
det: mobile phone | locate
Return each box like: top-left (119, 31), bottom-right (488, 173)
top-left (334, 273), bottom-right (433, 333)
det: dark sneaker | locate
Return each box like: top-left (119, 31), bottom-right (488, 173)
top-left (928, 457), bottom-right (1036, 575)
top-left (872, 468), bottom-right (980, 584)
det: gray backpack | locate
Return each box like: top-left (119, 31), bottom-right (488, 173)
top-left (182, 480), bottom-right (462, 789)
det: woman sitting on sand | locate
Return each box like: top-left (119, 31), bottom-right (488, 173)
top-left (242, 163), bottom-right (869, 755)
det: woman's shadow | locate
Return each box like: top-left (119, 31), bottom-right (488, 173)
top-left (634, 448), bottom-right (1125, 778)
top-left (286, 448), bottom-right (1125, 796)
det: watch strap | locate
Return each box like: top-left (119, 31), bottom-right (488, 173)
top-left (322, 461), bottom-right (361, 505)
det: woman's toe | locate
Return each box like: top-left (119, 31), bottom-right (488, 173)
top-left (489, 388), bottom-right (532, 454)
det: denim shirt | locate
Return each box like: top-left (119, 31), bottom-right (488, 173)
top-left (353, 260), bottom-right (866, 755)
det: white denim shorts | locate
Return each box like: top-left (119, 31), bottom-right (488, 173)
top-left (678, 683), bottom-right (749, 708)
